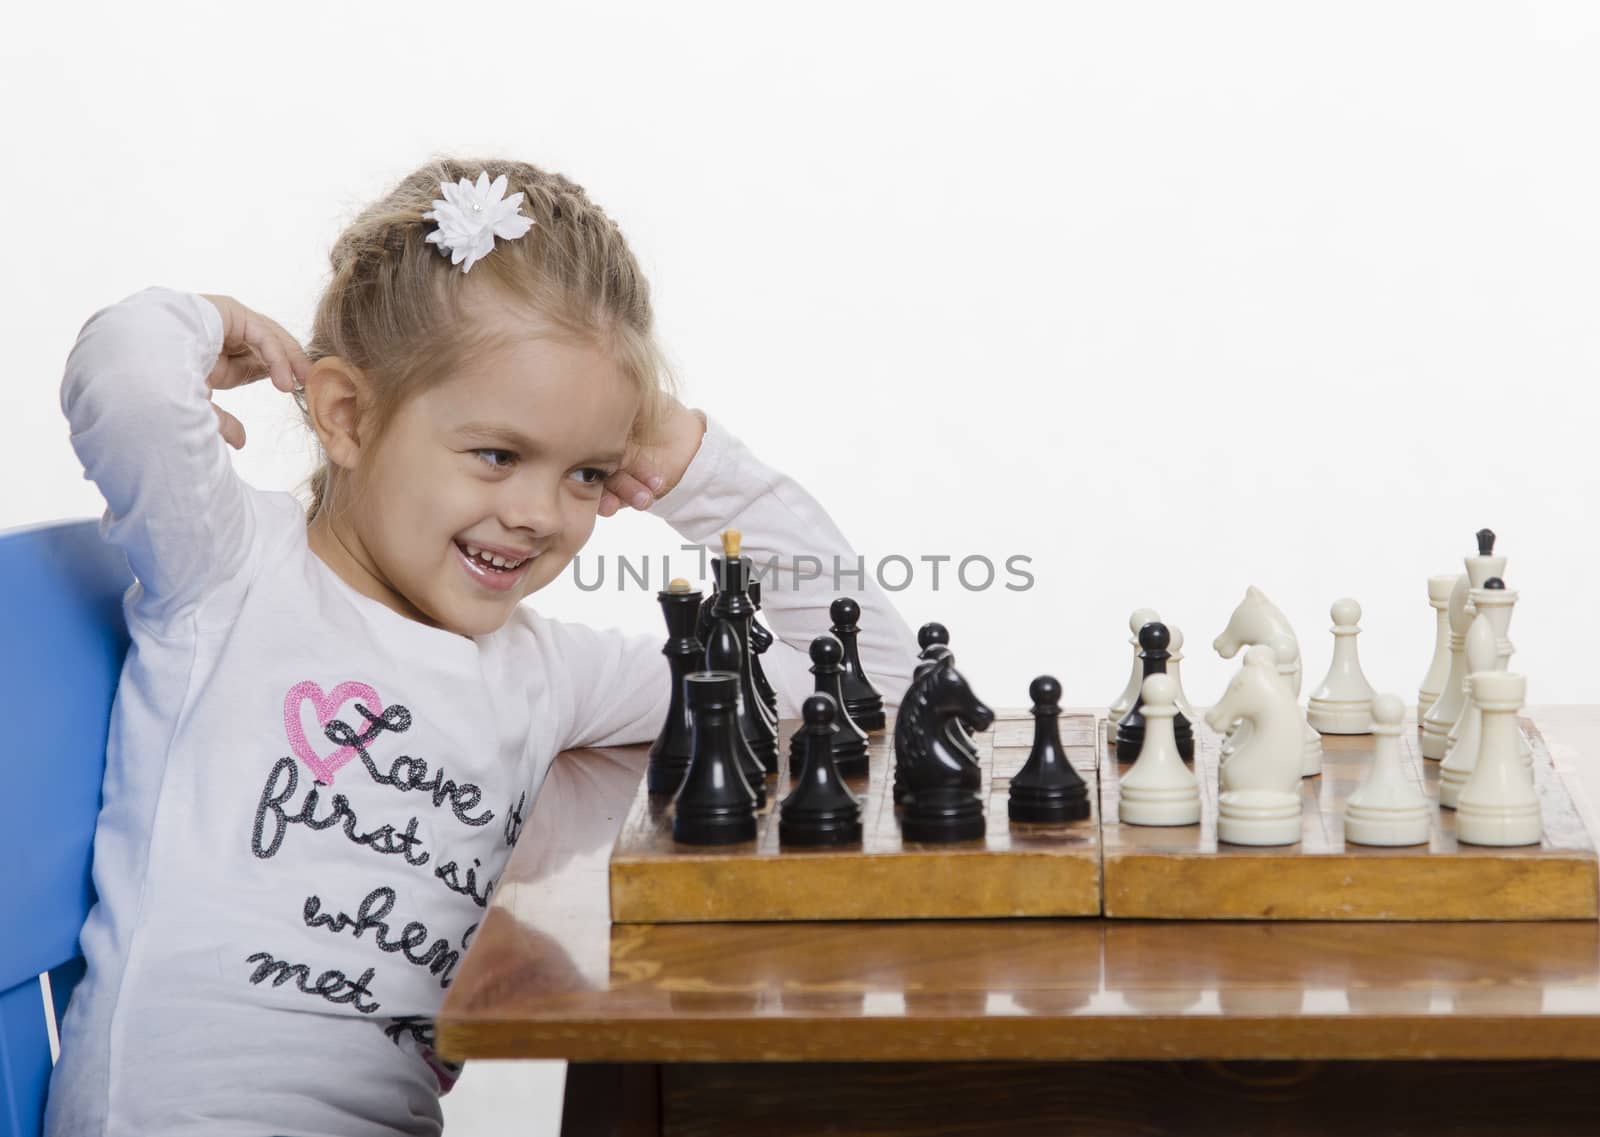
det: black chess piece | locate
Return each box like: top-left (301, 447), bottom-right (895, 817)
top-left (896, 656), bottom-right (994, 843)
top-left (788, 635), bottom-right (869, 777)
top-left (1008, 676), bottom-right (1090, 824)
top-left (917, 621), bottom-right (951, 660)
top-left (748, 580), bottom-right (780, 721)
top-left (704, 615), bottom-right (773, 796)
top-left (1477, 528), bottom-right (1496, 556)
top-left (1485, 577), bottom-right (1506, 591)
top-left (1117, 622), bottom-right (1193, 763)
top-left (696, 572), bottom-right (719, 646)
top-left (647, 580), bottom-right (702, 795)
top-left (916, 621), bottom-right (977, 760)
top-left (830, 597), bottom-right (886, 731)
top-left (707, 543), bottom-right (780, 772)
top-left (672, 672), bottom-right (760, 845)
top-left (779, 693), bottom-right (864, 848)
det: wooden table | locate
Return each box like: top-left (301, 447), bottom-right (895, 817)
top-left (438, 707), bottom-right (1600, 1136)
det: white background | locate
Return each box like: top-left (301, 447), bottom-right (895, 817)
top-left (6, 2), bottom-right (1600, 1132)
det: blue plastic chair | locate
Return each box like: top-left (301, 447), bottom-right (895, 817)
top-left (0, 520), bottom-right (131, 1137)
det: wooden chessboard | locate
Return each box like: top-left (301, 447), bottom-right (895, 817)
top-left (608, 711), bottom-right (1598, 924)
top-left (608, 713), bottom-right (1102, 923)
top-left (1100, 716), bottom-right (1599, 921)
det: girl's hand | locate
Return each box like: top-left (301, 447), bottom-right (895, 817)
top-left (198, 293), bottom-right (313, 449)
top-left (599, 399), bottom-right (708, 518)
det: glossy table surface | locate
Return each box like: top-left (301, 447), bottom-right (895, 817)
top-left (437, 707), bottom-right (1600, 1063)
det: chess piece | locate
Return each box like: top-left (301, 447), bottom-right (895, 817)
top-left (788, 635), bottom-right (869, 777)
top-left (895, 656), bottom-right (994, 843)
top-left (706, 530), bottom-right (779, 772)
top-left (1207, 645), bottom-right (1304, 846)
top-left (1214, 586), bottom-right (1302, 689)
top-left (830, 597), bottom-right (886, 731)
top-left (1469, 576), bottom-right (1531, 761)
top-left (1438, 600), bottom-right (1499, 809)
top-left (918, 622), bottom-right (978, 762)
top-left (1117, 622), bottom-right (1193, 763)
top-left (672, 672), bottom-right (760, 845)
top-left (1417, 574), bottom-right (1457, 722)
top-left (1268, 633), bottom-right (1322, 776)
top-left (647, 578), bottom-right (702, 795)
top-left (1464, 527), bottom-right (1507, 595)
top-left (1008, 676), bottom-right (1090, 824)
top-left (1110, 607), bottom-right (1161, 725)
top-left (779, 693), bottom-right (864, 847)
top-left (1455, 672), bottom-right (1541, 847)
top-left (1307, 598), bottom-right (1377, 734)
top-left (1165, 623), bottom-right (1200, 728)
top-left (1421, 575), bottom-right (1470, 759)
top-left (1118, 673), bottom-right (1201, 827)
top-left (747, 580), bottom-right (780, 721)
top-left (1343, 694), bottom-right (1431, 846)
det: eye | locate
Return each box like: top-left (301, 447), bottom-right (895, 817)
top-left (473, 449), bottom-right (516, 471)
top-left (571, 467), bottom-right (614, 487)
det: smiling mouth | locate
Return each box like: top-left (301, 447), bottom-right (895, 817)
top-left (454, 540), bottom-right (537, 590)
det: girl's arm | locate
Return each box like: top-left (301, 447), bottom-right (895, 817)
top-left (60, 287), bottom-right (253, 628)
top-left (549, 412), bottom-right (921, 751)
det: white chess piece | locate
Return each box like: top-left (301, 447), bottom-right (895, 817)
top-left (1343, 694), bottom-right (1431, 846)
top-left (1306, 598), bottom-right (1377, 734)
top-left (1455, 672), bottom-right (1541, 847)
top-left (1118, 674), bottom-right (1201, 826)
top-left (1417, 574), bottom-right (1456, 722)
top-left (1420, 575), bottom-right (1470, 759)
top-left (1214, 587), bottom-right (1300, 758)
top-left (1165, 624), bottom-right (1200, 728)
top-left (1438, 606), bottom-right (1499, 810)
top-left (1207, 645), bottom-right (1304, 846)
top-left (1469, 578), bottom-right (1531, 762)
top-left (1110, 607), bottom-right (1161, 726)
top-left (1268, 633), bottom-right (1323, 777)
top-left (1464, 527), bottom-right (1507, 597)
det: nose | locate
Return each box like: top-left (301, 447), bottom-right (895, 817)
top-left (498, 476), bottom-right (563, 540)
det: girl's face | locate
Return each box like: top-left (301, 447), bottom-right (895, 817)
top-left (322, 313), bottom-right (640, 638)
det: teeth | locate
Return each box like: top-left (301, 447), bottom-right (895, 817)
top-left (462, 543), bottom-right (527, 570)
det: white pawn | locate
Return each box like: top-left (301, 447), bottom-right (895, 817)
top-left (1110, 607), bottom-right (1161, 726)
top-left (1118, 674), bottom-right (1201, 826)
top-left (1438, 606), bottom-right (1499, 809)
top-left (1421, 575), bottom-right (1470, 759)
top-left (1343, 694), bottom-right (1431, 846)
top-left (1306, 598), bottom-right (1377, 734)
top-left (1268, 633), bottom-right (1323, 777)
top-left (1165, 624), bottom-right (1200, 727)
top-left (1455, 672), bottom-right (1541, 847)
top-left (1207, 645), bottom-right (1304, 847)
top-left (1417, 574), bottom-right (1457, 722)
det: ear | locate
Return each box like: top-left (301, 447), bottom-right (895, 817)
top-left (303, 357), bottom-right (373, 472)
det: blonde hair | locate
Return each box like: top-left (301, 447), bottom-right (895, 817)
top-left (296, 157), bottom-right (674, 522)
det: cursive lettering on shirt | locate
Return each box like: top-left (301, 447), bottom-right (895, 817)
top-left (243, 950), bottom-right (381, 1014)
top-left (252, 757), bottom-right (430, 867)
top-left (303, 886), bottom-right (463, 988)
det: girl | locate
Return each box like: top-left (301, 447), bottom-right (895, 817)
top-left (47, 158), bottom-right (918, 1136)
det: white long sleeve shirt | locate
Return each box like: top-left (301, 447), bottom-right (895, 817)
top-left (45, 286), bottom-right (918, 1137)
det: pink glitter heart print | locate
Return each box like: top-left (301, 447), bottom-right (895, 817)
top-left (283, 679), bottom-right (383, 785)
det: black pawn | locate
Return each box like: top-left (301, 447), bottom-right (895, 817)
top-left (779, 693), bottom-right (864, 848)
top-left (1117, 622), bottom-right (1193, 763)
top-left (1477, 528), bottom-right (1497, 556)
top-left (672, 672), bottom-right (759, 845)
top-left (704, 616), bottom-right (772, 799)
top-left (647, 581), bottom-right (702, 795)
top-left (748, 580), bottom-right (780, 721)
top-left (1485, 577), bottom-right (1506, 590)
top-left (789, 635), bottom-right (870, 777)
top-left (917, 621), bottom-right (951, 660)
top-left (1008, 676), bottom-right (1090, 824)
top-left (830, 597), bottom-right (886, 731)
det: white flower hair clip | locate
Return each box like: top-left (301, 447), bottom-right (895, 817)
top-left (422, 171), bottom-right (535, 274)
